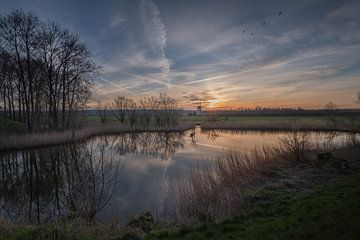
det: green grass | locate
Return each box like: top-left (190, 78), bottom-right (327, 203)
top-left (1, 147), bottom-right (359, 240)
top-left (84, 115), bottom-right (358, 124)
top-left (182, 115), bottom-right (360, 125)
top-left (0, 221), bottom-right (124, 240)
top-left (147, 174), bottom-right (360, 240)
top-left (2, 174), bottom-right (359, 240)
top-left (0, 118), bottom-right (26, 132)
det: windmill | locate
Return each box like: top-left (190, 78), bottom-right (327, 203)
top-left (196, 98), bottom-right (203, 116)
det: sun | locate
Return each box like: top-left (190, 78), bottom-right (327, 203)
top-left (207, 99), bottom-right (218, 109)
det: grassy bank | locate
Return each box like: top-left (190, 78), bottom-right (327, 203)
top-left (193, 116), bottom-right (360, 132)
top-left (1, 163), bottom-right (359, 240)
top-left (1, 115), bottom-right (359, 152)
top-left (0, 123), bottom-right (192, 152)
top-left (0, 118), bottom-right (26, 133)
top-left (147, 173), bottom-right (360, 240)
top-left (1, 146), bottom-right (359, 240)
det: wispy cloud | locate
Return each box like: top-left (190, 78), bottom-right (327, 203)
top-left (9, 0), bottom-right (359, 108)
top-left (140, 0), bottom-right (170, 85)
top-left (94, 76), bottom-right (136, 100)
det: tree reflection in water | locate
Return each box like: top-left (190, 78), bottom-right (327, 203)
top-left (0, 138), bottom-right (125, 223)
top-left (0, 131), bottom-right (185, 223)
top-left (110, 131), bottom-right (185, 161)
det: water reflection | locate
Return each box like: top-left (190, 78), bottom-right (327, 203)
top-left (0, 139), bottom-right (124, 223)
top-left (0, 132), bottom-right (184, 223)
top-left (110, 131), bottom-right (185, 160)
top-left (0, 129), bottom-right (356, 223)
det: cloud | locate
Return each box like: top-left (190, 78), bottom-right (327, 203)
top-left (94, 76), bottom-right (136, 100)
top-left (140, 0), bottom-right (170, 84)
top-left (327, 1), bottom-right (360, 20)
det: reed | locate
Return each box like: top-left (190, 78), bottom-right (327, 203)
top-left (0, 123), bottom-right (193, 152)
top-left (174, 146), bottom-right (283, 222)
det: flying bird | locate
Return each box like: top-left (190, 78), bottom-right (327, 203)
top-left (242, 30), bottom-right (246, 33)
top-left (262, 22), bottom-right (266, 25)
top-left (278, 11), bottom-right (282, 15)
top-left (250, 32), bottom-right (254, 35)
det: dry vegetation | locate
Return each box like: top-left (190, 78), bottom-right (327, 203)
top-left (0, 122), bottom-right (192, 152)
top-left (173, 131), bottom-right (359, 223)
top-left (175, 146), bottom-right (282, 222)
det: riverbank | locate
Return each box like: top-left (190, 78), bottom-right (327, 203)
top-left (147, 173), bottom-right (360, 240)
top-left (1, 146), bottom-right (359, 240)
top-left (201, 121), bottom-right (360, 132)
top-left (0, 123), bottom-right (193, 152)
top-left (1, 115), bottom-right (359, 152)
top-left (196, 116), bottom-right (360, 133)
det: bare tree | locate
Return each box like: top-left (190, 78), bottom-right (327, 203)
top-left (0, 9), bottom-right (98, 132)
top-left (97, 101), bottom-right (108, 123)
top-left (324, 101), bottom-right (338, 128)
top-left (139, 97), bottom-right (152, 127)
top-left (124, 98), bottom-right (137, 128)
top-left (148, 96), bottom-right (162, 126)
top-left (112, 96), bottom-right (126, 123)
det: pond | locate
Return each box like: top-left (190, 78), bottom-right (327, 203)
top-left (0, 127), bottom-right (355, 223)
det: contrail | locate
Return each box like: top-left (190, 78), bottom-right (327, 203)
top-left (140, 0), bottom-right (171, 86)
top-left (98, 76), bottom-right (136, 96)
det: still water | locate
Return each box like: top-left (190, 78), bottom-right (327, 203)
top-left (0, 128), bottom-right (354, 223)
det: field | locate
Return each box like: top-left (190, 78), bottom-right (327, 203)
top-left (183, 115), bottom-right (360, 124)
top-left (184, 115), bottom-right (360, 132)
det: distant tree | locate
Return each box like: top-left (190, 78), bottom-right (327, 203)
top-left (148, 96), bottom-right (162, 126)
top-left (112, 96), bottom-right (126, 123)
top-left (158, 93), bottom-right (179, 126)
top-left (139, 97), bottom-right (152, 127)
top-left (97, 101), bottom-right (108, 123)
top-left (124, 98), bottom-right (137, 128)
top-left (324, 101), bottom-right (338, 127)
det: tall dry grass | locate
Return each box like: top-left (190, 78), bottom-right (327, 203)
top-left (173, 129), bottom-right (359, 222)
top-left (0, 122), bottom-right (192, 152)
top-left (174, 146), bottom-right (283, 222)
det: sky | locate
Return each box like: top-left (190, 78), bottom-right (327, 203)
top-left (1, 0), bottom-right (360, 109)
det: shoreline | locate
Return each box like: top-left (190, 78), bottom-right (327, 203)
top-left (0, 123), bottom-right (193, 152)
top-left (1, 121), bottom-right (359, 152)
top-left (1, 146), bottom-right (359, 240)
top-left (200, 122), bottom-right (360, 133)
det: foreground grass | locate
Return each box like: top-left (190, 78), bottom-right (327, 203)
top-left (148, 174), bottom-right (360, 240)
top-left (1, 147), bottom-right (359, 240)
top-left (2, 172), bottom-right (359, 240)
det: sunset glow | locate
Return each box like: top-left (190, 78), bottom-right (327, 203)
top-left (1, 0), bottom-right (360, 109)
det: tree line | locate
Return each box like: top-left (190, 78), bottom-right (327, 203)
top-left (0, 10), bottom-right (98, 132)
top-left (98, 93), bottom-right (180, 128)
